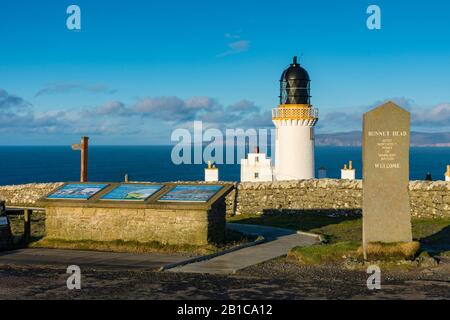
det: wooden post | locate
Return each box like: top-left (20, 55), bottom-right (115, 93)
top-left (23, 209), bottom-right (32, 244)
top-left (0, 201), bottom-right (5, 215)
top-left (72, 136), bottom-right (89, 182)
top-left (80, 137), bottom-right (89, 182)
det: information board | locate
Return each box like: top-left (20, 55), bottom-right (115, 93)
top-left (0, 217), bottom-right (8, 226)
top-left (101, 184), bottom-right (163, 201)
top-left (158, 185), bottom-right (223, 203)
top-left (47, 183), bottom-right (109, 200)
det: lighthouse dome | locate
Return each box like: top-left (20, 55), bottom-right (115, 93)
top-left (280, 56), bottom-right (311, 105)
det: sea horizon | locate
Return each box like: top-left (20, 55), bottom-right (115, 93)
top-left (1, 145), bottom-right (449, 186)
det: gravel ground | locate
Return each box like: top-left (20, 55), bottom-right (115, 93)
top-left (0, 258), bottom-right (449, 300)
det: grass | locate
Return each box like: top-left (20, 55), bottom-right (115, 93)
top-left (441, 251), bottom-right (450, 257)
top-left (30, 238), bottom-right (209, 255)
top-left (357, 242), bottom-right (421, 260)
top-left (228, 212), bottom-right (360, 241)
top-left (229, 213), bottom-right (450, 266)
top-left (287, 241), bottom-right (360, 265)
top-left (229, 213), bottom-right (450, 245)
top-left (29, 229), bottom-right (256, 255)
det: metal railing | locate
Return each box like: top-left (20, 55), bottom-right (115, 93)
top-left (272, 107), bottom-right (319, 120)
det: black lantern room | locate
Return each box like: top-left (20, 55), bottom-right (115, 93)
top-left (279, 56), bottom-right (311, 105)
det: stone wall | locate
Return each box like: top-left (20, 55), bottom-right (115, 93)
top-left (46, 203), bottom-right (225, 245)
top-left (228, 179), bottom-right (363, 217)
top-left (1, 180), bottom-right (449, 219)
top-left (227, 179), bottom-right (450, 219)
top-left (0, 183), bottom-right (63, 207)
top-left (409, 181), bottom-right (450, 218)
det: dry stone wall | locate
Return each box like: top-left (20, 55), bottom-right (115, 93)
top-left (228, 179), bottom-right (450, 219)
top-left (46, 205), bottom-right (225, 245)
top-left (1, 180), bottom-right (449, 219)
top-left (0, 183), bottom-right (63, 207)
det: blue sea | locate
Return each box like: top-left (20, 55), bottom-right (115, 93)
top-left (0, 146), bottom-right (449, 185)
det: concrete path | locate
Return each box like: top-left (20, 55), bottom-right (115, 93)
top-left (0, 224), bottom-right (320, 274)
top-left (168, 223), bottom-right (320, 275)
top-left (0, 248), bottom-right (188, 270)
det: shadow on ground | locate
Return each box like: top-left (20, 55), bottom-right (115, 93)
top-left (420, 225), bottom-right (450, 255)
top-left (229, 209), bottom-right (361, 232)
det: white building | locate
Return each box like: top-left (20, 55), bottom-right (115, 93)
top-left (341, 161), bottom-right (356, 180)
top-left (204, 161), bottom-right (219, 182)
top-left (241, 149), bottom-right (273, 182)
top-left (240, 56), bottom-right (319, 182)
top-left (273, 56), bottom-right (318, 181)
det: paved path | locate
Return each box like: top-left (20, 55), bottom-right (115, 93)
top-left (0, 248), bottom-right (188, 270)
top-left (168, 223), bottom-right (320, 274)
top-left (0, 224), bottom-right (320, 274)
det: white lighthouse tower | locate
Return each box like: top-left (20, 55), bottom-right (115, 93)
top-left (272, 57), bottom-right (319, 180)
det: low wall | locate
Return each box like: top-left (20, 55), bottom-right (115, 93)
top-left (45, 205), bottom-right (225, 245)
top-left (1, 180), bottom-right (449, 219)
top-left (0, 183), bottom-right (63, 207)
top-left (227, 180), bottom-right (450, 219)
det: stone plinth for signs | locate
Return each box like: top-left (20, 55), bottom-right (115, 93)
top-left (38, 183), bottom-right (233, 246)
top-left (363, 102), bottom-right (412, 245)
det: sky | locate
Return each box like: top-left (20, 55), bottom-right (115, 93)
top-left (1, 0), bottom-right (450, 145)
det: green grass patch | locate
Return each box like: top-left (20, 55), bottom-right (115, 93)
top-left (30, 238), bottom-right (211, 255)
top-left (29, 229), bottom-right (256, 256)
top-left (287, 242), bottom-right (360, 265)
top-left (230, 213), bottom-right (450, 266)
top-left (288, 241), bottom-right (421, 266)
top-left (228, 212), bottom-right (359, 237)
top-left (228, 212), bottom-right (362, 243)
top-left (440, 251), bottom-right (450, 257)
top-left (412, 218), bottom-right (450, 244)
top-left (228, 214), bottom-right (450, 245)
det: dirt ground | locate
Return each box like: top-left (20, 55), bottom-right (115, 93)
top-left (0, 258), bottom-right (449, 300)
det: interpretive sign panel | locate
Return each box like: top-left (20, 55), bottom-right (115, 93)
top-left (100, 184), bottom-right (163, 201)
top-left (0, 217), bottom-right (8, 226)
top-left (47, 183), bottom-right (109, 200)
top-left (158, 185), bottom-right (223, 203)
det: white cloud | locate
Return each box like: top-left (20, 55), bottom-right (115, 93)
top-left (0, 89), bottom-right (31, 110)
top-left (217, 39), bottom-right (250, 57)
top-left (35, 83), bottom-right (117, 97)
top-left (412, 103), bottom-right (450, 126)
top-left (319, 98), bottom-right (450, 133)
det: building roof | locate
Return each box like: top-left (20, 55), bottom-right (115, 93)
top-left (280, 56), bottom-right (310, 82)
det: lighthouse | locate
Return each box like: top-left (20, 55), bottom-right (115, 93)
top-left (272, 56), bottom-right (319, 180)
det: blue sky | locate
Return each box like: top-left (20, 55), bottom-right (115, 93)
top-left (1, 0), bottom-right (450, 145)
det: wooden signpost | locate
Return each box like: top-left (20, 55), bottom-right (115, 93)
top-left (72, 136), bottom-right (89, 182)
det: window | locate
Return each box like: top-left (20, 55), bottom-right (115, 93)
top-left (254, 172), bottom-right (259, 179)
top-left (255, 156), bottom-right (259, 162)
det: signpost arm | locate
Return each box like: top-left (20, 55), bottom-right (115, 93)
top-left (72, 137), bottom-right (89, 182)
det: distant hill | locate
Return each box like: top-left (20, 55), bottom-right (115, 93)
top-left (316, 131), bottom-right (450, 147)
